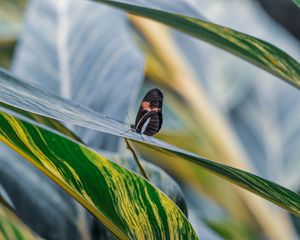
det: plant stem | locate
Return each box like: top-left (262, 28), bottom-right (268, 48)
top-left (124, 138), bottom-right (149, 180)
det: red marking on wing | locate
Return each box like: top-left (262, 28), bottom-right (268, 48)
top-left (142, 101), bottom-right (162, 112)
top-left (142, 101), bottom-right (150, 110)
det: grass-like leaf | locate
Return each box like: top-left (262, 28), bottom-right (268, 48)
top-left (293, 0), bottom-right (300, 8)
top-left (95, 0), bottom-right (300, 88)
top-left (0, 111), bottom-right (197, 240)
top-left (1, 68), bottom-right (300, 216)
top-left (139, 144), bottom-right (300, 216)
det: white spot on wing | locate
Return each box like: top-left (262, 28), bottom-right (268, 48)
top-left (141, 117), bottom-right (151, 134)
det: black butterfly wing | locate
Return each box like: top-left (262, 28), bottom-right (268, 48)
top-left (143, 88), bottom-right (163, 109)
top-left (143, 111), bottom-right (163, 136)
top-left (134, 88), bottom-right (163, 127)
top-left (135, 111), bottom-right (163, 136)
top-left (134, 88), bottom-right (163, 135)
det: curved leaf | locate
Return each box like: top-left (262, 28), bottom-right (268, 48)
top-left (13, 0), bottom-right (144, 151)
top-left (0, 143), bottom-right (100, 240)
top-left (136, 143), bottom-right (300, 217)
top-left (1, 69), bottom-right (300, 216)
top-left (0, 102), bottom-right (81, 141)
top-left (109, 153), bottom-right (188, 215)
top-left (96, 0), bottom-right (300, 88)
top-left (293, 0), bottom-right (300, 8)
top-left (0, 111), bottom-right (197, 240)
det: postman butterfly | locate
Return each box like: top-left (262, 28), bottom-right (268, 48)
top-left (106, 88), bottom-right (163, 139)
top-left (131, 88), bottom-right (163, 136)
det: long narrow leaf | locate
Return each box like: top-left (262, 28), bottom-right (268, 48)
top-left (293, 0), bottom-right (300, 8)
top-left (0, 111), bottom-right (197, 240)
top-left (95, 0), bottom-right (300, 88)
top-left (1, 69), bottom-right (300, 216)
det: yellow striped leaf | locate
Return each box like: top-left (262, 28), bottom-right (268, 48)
top-left (96, 0), bottom-right (300, 88)
top-left (1, 69), bottom-right (300, 216)
top-left (0, 111), bottom-right (197, 240)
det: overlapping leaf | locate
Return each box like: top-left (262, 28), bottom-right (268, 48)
top-left (0, 110), bottom-right (197, 240)
top-left (95, 0), bottom-right (300, 88)
top-left (163, 0), bottom-right (300, 189)
top-left (293, 0), bottom-right (300, 8)
top-left (12, 0), bottom-right (144, 151)
top-left (0, 142), bottom-right (99, 240)
top-left (1, 69), bottom-right (300, 216)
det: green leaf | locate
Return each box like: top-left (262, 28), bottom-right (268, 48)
top-left (138, 144), bottom-right (300, 216)
top-left (0, 111), bottom-right (197, 240)
top-left (95, 0), bottom-right (300, 88)
top-left (1, 68), bottom-right (300, 216)
top-left (293, 0), bottom-right (300, 8)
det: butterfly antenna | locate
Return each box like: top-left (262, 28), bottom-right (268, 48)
top-left (105, 115), bottom-right (128, 124)
top-left (120, 129), bottom-right (131, 136)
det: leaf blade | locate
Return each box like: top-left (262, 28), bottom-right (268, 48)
top-left (1, 68), bottom-right (300, 216)
top-left (293, 0), bottom-right (300, 8)
top-left (96, 0), bottom-right (300, 88)
top-left (0, 110), bottom-right (198, 240)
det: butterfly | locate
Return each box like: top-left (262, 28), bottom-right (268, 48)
top-left (106, 88), bottom-right (163, 138)
top-left (131, 88), bottom-right (163, 136)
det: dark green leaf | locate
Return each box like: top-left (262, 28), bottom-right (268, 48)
top-left (96, 0), bottom-right (300, 88)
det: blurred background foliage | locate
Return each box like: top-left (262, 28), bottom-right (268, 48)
top-left (0, 0), bottom-right (300, 239)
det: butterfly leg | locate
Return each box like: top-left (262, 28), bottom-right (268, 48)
top-left (147, 136), bottom-right (156, 143)
top-left (140, 134), bottom-right (145, 142)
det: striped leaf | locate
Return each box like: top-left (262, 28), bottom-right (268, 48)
top-left (0, 142), bottom-right (101, 240)
top-left (96, 0), bottom-right (300, 89)
top-left (0, 111), bottom-right (197, 240)
top-left (1, 69), bottom-right (300, 216)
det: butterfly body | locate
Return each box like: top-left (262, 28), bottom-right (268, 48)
top-left (131, 88), bottom-right (163, 136)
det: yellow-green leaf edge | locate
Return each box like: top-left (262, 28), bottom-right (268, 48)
top-left (97, 0), bottom-right (300, 88)
top-left (0, 111), bottom-right (198, 240)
